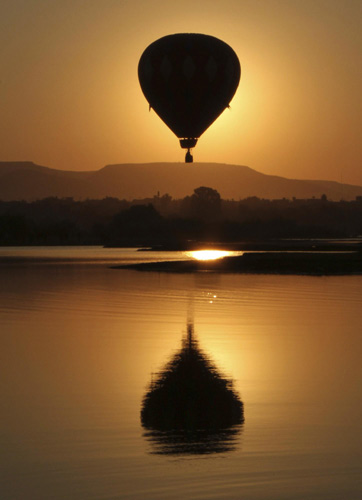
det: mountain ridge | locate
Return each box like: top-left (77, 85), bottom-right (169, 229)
top-left (0, 161), bottom-right (361, 202)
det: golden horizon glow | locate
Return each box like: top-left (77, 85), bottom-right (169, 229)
top-left (187, 250), bottom-right (232, 261)
top-left (1, 1), bottom-right (361, 185)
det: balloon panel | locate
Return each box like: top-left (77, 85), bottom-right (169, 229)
top-left (138, 34), bottom-right (240, 139)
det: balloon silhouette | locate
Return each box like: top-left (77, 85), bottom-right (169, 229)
top-left (138, 33), bottom-right (241, 163)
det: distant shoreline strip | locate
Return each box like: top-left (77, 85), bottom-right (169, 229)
top-left (113, 252), bottom-right (362, 275)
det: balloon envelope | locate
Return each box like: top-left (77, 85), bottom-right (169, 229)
top-left (138, 33), bottom-right (240, 142)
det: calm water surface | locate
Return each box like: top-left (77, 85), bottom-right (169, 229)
top-left (1, 247), bottom-right (362, 499)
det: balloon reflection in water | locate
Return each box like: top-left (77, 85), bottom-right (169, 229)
top-left (141, 321), bottom-right (244, 455)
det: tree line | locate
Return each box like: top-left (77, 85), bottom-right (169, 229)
top-left (0, 187), bottom-right (361, 246)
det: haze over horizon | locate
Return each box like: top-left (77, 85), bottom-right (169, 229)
top-left (2, 160), bottom-right (362, 202)
top-left (1, 1), bottom-right (361, 186)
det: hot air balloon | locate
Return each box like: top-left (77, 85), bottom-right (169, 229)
top-left (138, 33), bottom-right (240, 163)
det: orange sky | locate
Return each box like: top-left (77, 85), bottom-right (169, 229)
top-left (1, 0), bottom-right (361, 184)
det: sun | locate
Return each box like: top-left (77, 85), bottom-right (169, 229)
top-left (186, 250), bottom-right (231, 261)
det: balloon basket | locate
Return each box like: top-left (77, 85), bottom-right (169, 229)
top-left (185, 150), bottom-right (193, 163)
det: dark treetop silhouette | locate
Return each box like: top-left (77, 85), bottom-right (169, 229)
top-left (141, 320), bottom-right (244, 455)
top-left (138, 34), bottom-right (240, 163)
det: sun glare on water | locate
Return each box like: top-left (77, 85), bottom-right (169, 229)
top-left (186, 250), bottom-right (231, 261)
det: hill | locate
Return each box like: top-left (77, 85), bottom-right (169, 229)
top-left (0, 161), bottom-right (361, 201)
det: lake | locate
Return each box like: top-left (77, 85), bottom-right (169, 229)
top-left (1, 247), bottom-right (362, 499)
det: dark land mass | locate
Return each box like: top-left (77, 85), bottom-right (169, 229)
top-left (1, 187), bottom-right (362, 247)
top-left (115, 251), bottom-right (362, 276)
top-left (1, 161), bottom-right (362, 201)
top-left (1, 181), bottom-right (362, 274)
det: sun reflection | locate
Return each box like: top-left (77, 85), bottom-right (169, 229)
top-left (186, 250), bottom-right (231, 261)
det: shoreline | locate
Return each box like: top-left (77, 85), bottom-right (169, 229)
top-left (113, 251), bottom-right (362, 275)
